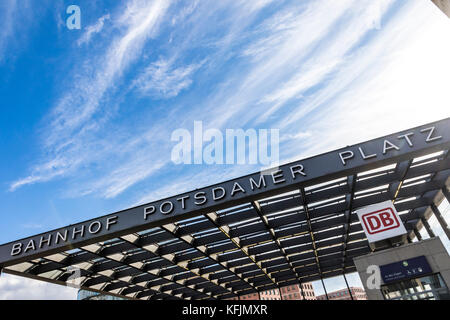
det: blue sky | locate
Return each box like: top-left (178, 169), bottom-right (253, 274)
top-left (0, 0), bottom-right (450, 299)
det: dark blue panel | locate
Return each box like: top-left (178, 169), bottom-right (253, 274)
top-left (380, 255), bottom-right (433, 284)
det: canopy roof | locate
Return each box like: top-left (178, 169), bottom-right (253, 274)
top-left (1, 118), bottom-right (449, 300)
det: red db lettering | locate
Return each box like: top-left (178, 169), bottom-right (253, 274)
top-left (379, 211), bottom-right (395, 227)
top-left (367, 216), bottom-right (381, 230)
top-left (362, 208), bottom-right (400, 234)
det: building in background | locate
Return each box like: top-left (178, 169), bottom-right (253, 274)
top-left (80, 282), bottom-right (363, 301)
top-left (280, 283), bottom-right (316, 300)
top-left (236, 283), bottom-right (316, 300)
top-left (316, 287), bottom-right (367, 300)
top-left (259, 288), bottom-right (281, 300)
top-left (239, 292), bottom-right (261, 300)
top-left (78, 289), bottom-right (124, 300)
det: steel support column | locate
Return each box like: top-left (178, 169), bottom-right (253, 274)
top-left (443, 187), bottom-right (450, 203)
top-left (343, 273), bottom-right (354, 300)
top-left (421, 217), bottom-right (436, 238)
top-left (320, 278), bottom-right (329, 300)
top-left (413, 228), bottom-right (423, 241)
top-left (407, 234), bottom-right (413, 243)
top-left (299, 282), bottom-right (306, 300)
top-left (431, 203), bottom-right (450, 240)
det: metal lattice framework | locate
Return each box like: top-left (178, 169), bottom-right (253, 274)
top-left (0, 119), bottom-right (449, 300)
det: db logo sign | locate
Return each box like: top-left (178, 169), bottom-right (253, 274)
top-left (361, 208), bottom-right (400, 234)
top-left (356, 200), bottom-right (406, 243)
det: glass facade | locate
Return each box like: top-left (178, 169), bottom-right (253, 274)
top-left (381, 273), bottom-right (450, 300)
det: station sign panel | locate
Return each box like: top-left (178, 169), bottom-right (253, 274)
top-left (356, 200), bottom-right (407, 243)
top-left (380, 255), bottom-right (433, 283)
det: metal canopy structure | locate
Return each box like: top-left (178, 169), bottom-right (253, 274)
top-left (0, 118), bottom-right (449, 300)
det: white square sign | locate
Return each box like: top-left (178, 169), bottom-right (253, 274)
top-left (356, 200), bottom-right (407, 243)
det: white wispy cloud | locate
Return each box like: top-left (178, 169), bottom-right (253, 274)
top-left (48, 0), bottom-right (170, 139)
top-left (132, 58), bottom-right (204, 98)
top-left (10, 0), bottom-right (171, 192)
top-left (133, 0), bottom-right (450, 207)
top-left (280, 131), bottom-right (312, 143)
top-left (0, 0), bottom-right (35, 62)
top-left (0, 0), bottom-right (17, 60)
top-left (77, 14), bottom-right (111, 46)
top-left (10, 0), bottom-right (277, 197)
top-left (133, 164), bottom-right (254, 206)
top-left (202, 0), bottom-right (359, 129)
top-left (79, 158), bottom-right (167, 199)
top-left (9, 0), bottom-right (450, 203)
top-left (0, 274), bottom-right (77, 300)
top-left (277, 0), bottom-right (450, 162)
top-left (254, 0), bottom-right (394, 124)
